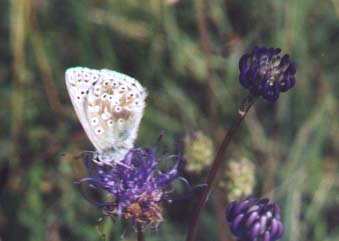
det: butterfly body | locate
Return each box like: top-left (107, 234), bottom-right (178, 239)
top-left (65, 67), bottom-right (147, 164)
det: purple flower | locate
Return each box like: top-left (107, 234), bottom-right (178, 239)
top-left (239, 47), bottom-right (296, 101)
top-left (77, 134), bottom-right (182, 228)
top-left (226, 197), bottom-right (284, 241)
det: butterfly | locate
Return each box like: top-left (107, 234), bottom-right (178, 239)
top-left (65, 67), bottom-right (147, 165)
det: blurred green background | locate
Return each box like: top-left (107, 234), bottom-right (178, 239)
top-left (0, 0), bottom-right (338, 241)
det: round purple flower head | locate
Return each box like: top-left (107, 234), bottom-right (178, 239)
top-left (239, 47), bottom-right (296, 101)
top-left (226, 197), bottom-right (284, 241)
top-left (77, 134), bottom-right (182, 228)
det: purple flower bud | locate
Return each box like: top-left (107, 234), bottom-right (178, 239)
top-left (239, 47), bottom-right (296, 101)
top-left (225, 197), bottom-right (284, 241)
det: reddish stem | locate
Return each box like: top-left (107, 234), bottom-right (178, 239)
top-left (185, 99), bottom-right (255, 241)
top-left (137, 223), bottom-right (145, 241)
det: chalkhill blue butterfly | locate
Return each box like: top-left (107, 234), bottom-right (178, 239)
top-left (65, 67), bottom-right (147, 165)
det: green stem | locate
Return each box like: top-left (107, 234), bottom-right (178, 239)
top-left (185, 97), bottom-right (256, 241)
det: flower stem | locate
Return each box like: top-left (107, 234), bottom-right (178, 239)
top-left (185, 96), bottom-right (256, 241)
top-left (215, 190), bottom-right (230, 241)
top-left (137, 223), bottom-right (145, 241)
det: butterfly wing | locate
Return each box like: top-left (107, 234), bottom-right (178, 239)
top-left (65, 67), bottom-right (147, 161)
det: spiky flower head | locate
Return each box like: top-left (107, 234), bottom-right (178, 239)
top-left (77, 134), bottom-right (182, 228)
top-left (226, 197), bottom-right (284, 241)
top-left (239, 47), bottom-right (296, 101)
top-left (219, 158), bottom-right (255, 201)
top-left (183, 131), bottom-right (214, 173)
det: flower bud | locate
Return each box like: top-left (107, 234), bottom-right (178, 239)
top-left (239, 47), bottom-right (296, 101)
top-left (183, 131), bottom-right (214, 173)
top-left (226, 197), bottom-right (284, 241)
top-left (219, 158), bottom-right (255, 202)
